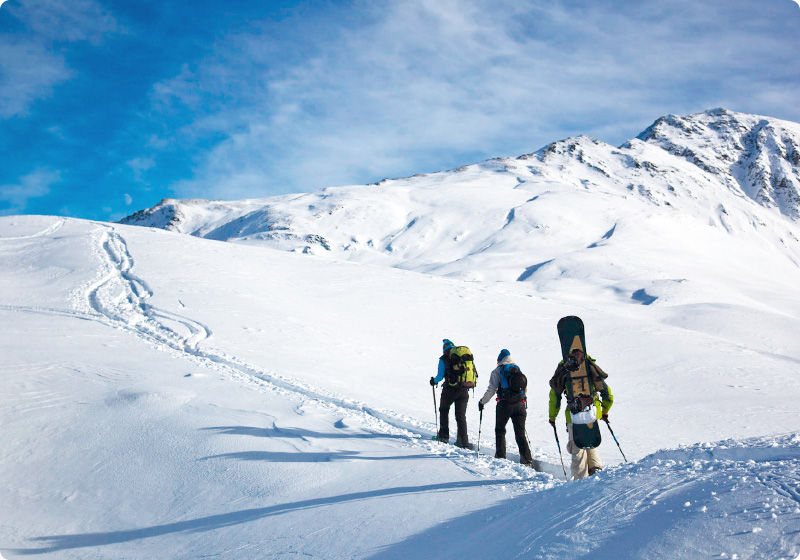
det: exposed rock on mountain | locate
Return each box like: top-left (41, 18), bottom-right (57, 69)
top-left (120, 109), bottom-right (800, 303)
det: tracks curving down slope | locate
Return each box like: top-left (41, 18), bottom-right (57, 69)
top-left (79, 225), bottom-right (556, 483)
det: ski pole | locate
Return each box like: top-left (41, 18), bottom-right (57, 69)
top-left (603, 418), bottom-right (628, 463)
top-left (551, 423), bottom-right (568, 480)
top-left (476, 407), bottom-right (483, 457)
top-left (432, 384), bottom-right (438, 435)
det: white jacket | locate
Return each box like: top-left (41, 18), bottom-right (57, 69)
top-left (478, 355), bottom-right (517, 406)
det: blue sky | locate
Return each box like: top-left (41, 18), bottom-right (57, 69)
top-left (1, 0), bottom-right (799, 221)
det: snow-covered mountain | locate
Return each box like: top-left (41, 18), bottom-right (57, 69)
top-left (121, 108), bottom-right (800, 279)
top-left (120, 108), bottom-right (800, 355)
top-left (638, 108), bottom-right (800, 218)
top-left (3, 109), bottom-right (800, 559)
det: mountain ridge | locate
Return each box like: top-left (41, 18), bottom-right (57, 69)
top-left (120, 108), bottom-right (800, 307)
top-left (123, 108), bottom-right (800, 229)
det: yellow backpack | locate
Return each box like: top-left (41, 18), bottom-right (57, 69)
top-left (445, 346), bottom-right (477, 388)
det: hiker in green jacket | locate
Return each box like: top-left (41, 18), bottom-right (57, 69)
top-left (548, 352), bottom-right (613, 480)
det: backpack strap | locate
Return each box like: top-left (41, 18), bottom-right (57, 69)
top-left (549, 364), bottom-right (568, 394)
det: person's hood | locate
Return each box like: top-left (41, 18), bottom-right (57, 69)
top-left (497, 355), bottom-right (515, 366)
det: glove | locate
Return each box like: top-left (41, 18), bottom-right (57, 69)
top-left (430, 377), bottom-right (436, 386)
top-left (478, 402), bottom-right (484, 412)
top-left (548, 419), bottom-right (555, 427)
top-left (602, 413), bottom-right (609, 422)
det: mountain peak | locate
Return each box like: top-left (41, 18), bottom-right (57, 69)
top-left (119, 109), bottom-right (800, 290)
top-left (122, 198), bottom-right (182, 230)
top-left (637, 109), bottom-right (800, 217)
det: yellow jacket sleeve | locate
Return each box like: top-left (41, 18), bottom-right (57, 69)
top-left (599, 382), bottom-right (613, 415)
top-left (549, 388), bottom-right (561, 421)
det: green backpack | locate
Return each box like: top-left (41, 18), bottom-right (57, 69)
top-left (445, 346), bottom-right (477, 388)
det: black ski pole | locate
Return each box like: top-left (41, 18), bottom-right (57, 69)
top-left (432, 384), bottom-right (438, 437)
top-left (603, 418), bottom-right (627, 462)
top-left (552, 423), bottom-right (568, 480)
top-left (476, 407), bottom-right (483, 457)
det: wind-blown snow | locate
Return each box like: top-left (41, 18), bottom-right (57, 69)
top-left (2, 108), bottom-right (800, 559)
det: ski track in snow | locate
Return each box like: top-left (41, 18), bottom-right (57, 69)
top-left (0, 219), bottom-right (65, 241)
top-left (0, 304), bottom-right (96, 322)
top-left (78, 225), bottom-right (553, 486)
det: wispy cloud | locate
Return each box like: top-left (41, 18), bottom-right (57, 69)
top-left (137, 0), bottom-right (799, 202)
top-left (6, 0), bottom-right (118, 42)
top-left (126, 157), bottom-right (156, 184)
top-left (0, 0), bottom-right (119, 119)
top-left (3, 0), bottom-right (799, 218)
top-left (0, 42), bottom-right (70, 118)
top-left (0, 168), bottom-right (61, 215)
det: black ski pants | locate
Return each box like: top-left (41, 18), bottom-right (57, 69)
top-left (495, 400), bottom-right (532, 464)
top-left (438, 384), bottom-right (469, 447)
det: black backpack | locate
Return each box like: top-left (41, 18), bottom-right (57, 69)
top-left (498, 364), bottom-right (527, 403)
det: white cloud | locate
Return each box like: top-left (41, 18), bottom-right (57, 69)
top-left (0, 168), bottom-right (61, 215)
top-left (7, 0), bottom-right (118, 43)
top-left (0, 45), bottom-right (72, 118)
top-left (0, 0), bottom-right (119, 119)
top-left (147, 0), bottom-right (800, 201)
top-left (126, 157), bottom-right (156, 183)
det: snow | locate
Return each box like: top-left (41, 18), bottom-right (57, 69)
top-left (2, 108), bottom-right (800, 558)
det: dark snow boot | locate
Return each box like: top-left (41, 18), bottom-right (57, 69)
top-left (589, 466), bottom-right (603, 476)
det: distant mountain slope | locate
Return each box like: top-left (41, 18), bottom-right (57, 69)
top-left (120, 108), bottom-right (800, 309)
top-left (637, 108), bottom-right (800, 219)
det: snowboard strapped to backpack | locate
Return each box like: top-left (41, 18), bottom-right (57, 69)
top-left (563, 348), bottom-right (596, 424)
top-left (445, 346), bottom-right (477, 388)
top-left (498, 364), bottom-right (527, 403)
top-left (556, 315), bottom-right (602, 449)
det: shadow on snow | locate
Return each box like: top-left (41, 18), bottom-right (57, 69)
top-left (201, 450), bottom-right (446, 462)
top-left (202, 425), bottom-right (408, 440)
top-left (9, 480), bottom-right (517, 555)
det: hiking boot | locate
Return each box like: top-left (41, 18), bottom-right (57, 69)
top-left (588, 466), bottom-right (603, 476)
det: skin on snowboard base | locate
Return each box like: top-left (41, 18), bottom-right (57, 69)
top-left (572, 422), bottom-right (601, 449)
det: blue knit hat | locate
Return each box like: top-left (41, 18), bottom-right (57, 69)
top-left (497, 349), bottom-right (510, 362)
top-left (443, 339), bottom-right (455, 352)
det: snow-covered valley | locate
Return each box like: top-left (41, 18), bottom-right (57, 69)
top-left (2, 108), bottom-right (800, 558)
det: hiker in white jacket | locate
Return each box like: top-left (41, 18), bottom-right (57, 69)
top-left (478, 349), bottom-right (533, 466)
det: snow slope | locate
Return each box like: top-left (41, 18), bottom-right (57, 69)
top-left (2, 213), bottom-right (800, 559)
top-left (119, 108), bottom-right (800, 356)
top-left (0, 216), bottom-right (549, 560)
top-left (380, 434), bottom-right (800, 560)
top-left (120, 108), bottom-right (800, 284)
